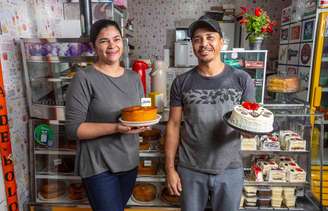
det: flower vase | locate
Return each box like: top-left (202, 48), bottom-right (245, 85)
top-left (249, 37), bottom-right (264, 50)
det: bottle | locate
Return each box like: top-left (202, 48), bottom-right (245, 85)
top-left (150, 60), bottom-right (167, 109)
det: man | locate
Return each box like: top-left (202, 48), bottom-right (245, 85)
top-left (165, 15), bottom-right (255, 211)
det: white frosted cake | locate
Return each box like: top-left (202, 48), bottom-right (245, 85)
top-left (241, 136), bottom-right (258, 150)
top-left (286, 167), bottom-right (306, 182)
top-left (228, 102), bottom-right (274, 133)
top-left (268, 168), bottom-right (286, 182)
top-left (259, 135), bottom-right (280, 151)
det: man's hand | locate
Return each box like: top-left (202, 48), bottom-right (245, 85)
top-left (117, 124), bottom-right (150, 134)
top-left (166, 168), bottom-right (182, 196)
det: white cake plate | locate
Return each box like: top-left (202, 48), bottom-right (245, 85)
top-left (119, 114), bottom-right (162, 127)
top-left (223, 111), bottom-right (273, 135)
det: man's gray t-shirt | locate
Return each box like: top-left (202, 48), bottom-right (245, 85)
top-left (65, 67), bottom-right (144, 178)
top-left (170, 65), bottom-right (255, 174)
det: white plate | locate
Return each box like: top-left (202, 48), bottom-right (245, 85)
top-left (119, 114), bottom-right (162, 127)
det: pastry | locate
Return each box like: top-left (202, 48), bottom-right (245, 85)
top-left (132, 183), bottom-right (157, 202)
top-left (241, 136), bottom-right (257, 150)
top-left (259, 135), bottom-right (280, 151)
top-left (228, 102), bottom-right (274, 133)
top-left (257, 188), bottom-right (271, 197)
top-left (138, 159), bottom-right (158, 175)
top-left (68, 183), bottom-right (85, 200)
top-left (267, 74), bottom-right (300, 93)
top-left (140, 128), bottom-right (161, 141)
top-left (268, 168), bottom-right (286, 182)
top-left (121, 106), bottom-right (157, 121)
top-left (258, 198), bottom-right (271, 207)
top-left (40, 181), bottom-right (66, 199)
top-left (160, 187), bottom-right (180, 204)
top-left (286, 167), bottom-right (306, 182)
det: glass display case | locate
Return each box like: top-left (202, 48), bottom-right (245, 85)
top-left (221, 50), bottom-right (267, 104)
top-left (20, 38), bottom-right (95, 121)
top-left (240, 105), bottom-right (321, 210)
top-left (21, 38), bottom-right (179, 211)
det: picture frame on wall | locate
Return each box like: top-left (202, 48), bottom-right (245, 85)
top-left (289, 23), bottom-right (302, 43)
top-left (278, 44), bottom-right (288, 64)
top-left (287, 44), bottom-right (300, 65)
top-left (280, 25), bottom-right (289, 44)
top-left (281, 6), bottom-right (291, 25)
top-left (302, 19), bottom-right (315, 42)
top-left (299, 43), bottom-right (312, 66)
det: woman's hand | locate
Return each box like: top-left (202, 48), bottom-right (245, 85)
top-left (166, 168), bottom-right (182, 196)
top-left (117, 123), bottom-right (150, 134)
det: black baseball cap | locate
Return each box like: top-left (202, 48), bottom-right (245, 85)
top-left (188, 15), bottom-right (223, 39)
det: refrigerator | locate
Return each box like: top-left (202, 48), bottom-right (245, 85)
top-left (309, 11), bottom-right (328, 207)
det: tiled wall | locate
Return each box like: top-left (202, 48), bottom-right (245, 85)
top-left (0, 0), bottom-right (64, 209)
top-left (128, 0), bottom-right (291, 63)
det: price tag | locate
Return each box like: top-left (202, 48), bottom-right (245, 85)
top-left (53, 159), bottom-right (62, 166)
top-left (139, 137), bottom-right (143, 143)
top-left (141, 98), bottom-right (152, 107)
top-left (144, 160), bottom-right (152, 167)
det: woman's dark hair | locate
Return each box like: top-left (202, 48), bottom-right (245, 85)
top-left (90, 19), bottom-right (122, 46)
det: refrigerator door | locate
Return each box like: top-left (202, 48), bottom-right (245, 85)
top-left (310, 12), bottom-right (328, 124)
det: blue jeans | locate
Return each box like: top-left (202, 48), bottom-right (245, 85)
top-left (82, 168), bottom-right (137, 211)
top-left (177, 166), bottom-right (244, 211)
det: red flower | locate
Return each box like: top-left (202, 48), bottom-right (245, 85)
top-left (267, 25), bottom-right (273, 33)
top-left (261, 27), bottom-right (267, 33)
top-left (242, 101), bottom-right (260, 110)
top-left (255, 7), bottom-right (262, 16)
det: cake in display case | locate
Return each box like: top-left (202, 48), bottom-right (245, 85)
top-left (240, 106), bottom-right (322, 210)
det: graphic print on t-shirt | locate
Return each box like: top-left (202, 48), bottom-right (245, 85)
top-left (183, 88), bottom-right (242, 105)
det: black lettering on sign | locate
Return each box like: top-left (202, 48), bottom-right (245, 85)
top-left (0, 131), bottom-right (9, 143)
top-left (0, 86), bottom-right (5, 98)
top-left (3, 155), bottom-right (12, 166)
top-left (0, 114), bottom-right (8, 125)
top-left (8, 186), bottom-right (16, 197)
top-left (8, 202), bottom-right (18, 211)
top-left (5, 171), bottom-right (14, 181)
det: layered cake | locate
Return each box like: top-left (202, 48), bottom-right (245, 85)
top-left (257, 187), bottom-right (272, 197)
top-left (228, 102), bottom-right (274, 133)
top-left (245, 197), bottom-right (257, 207)
top-left (240, 194), bottom-right (245, 207)
top-left (258, 198), bottom-right (271, 207)
top-left (286, 167), bottom-right (306, 182)
top-left (121, 106), bottom-right (157, 121)
top-left (39, 181), bottom-right (66, 199)
top-left (268, 168), bottom-right (286, 182)
top-left (241, 136), bottom-right (257, 150)
top-left (285, 137), bottom-right (306, 151)
top-left (132, 183), bottom-right (157, 202)
top-left (244, 186), bottom-right (257, 197)
top-left (259, 135), bottom-right (280, 151)
top-left (283, 187), bottom-right (296, 207)
top-left (267, 75), bottom-right (300, 93)
top-left (252, 164), bottom-right (264, 182)
top-left (271, 187), bottom-right (283, 208)
top-left (258, 160), bottom-right (278, 177)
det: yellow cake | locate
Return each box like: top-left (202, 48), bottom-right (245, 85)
top-left (121, 106), bottom-right (157, 121)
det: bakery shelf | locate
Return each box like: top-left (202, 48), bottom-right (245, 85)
top-left (136, 176), bottom-right (166, 182)
top-left (240, 207), bottom-right (304, 210)
top-left (139, 151), bottom-right (164, 157)
top-left (241, 150), bottom-right (309, 155)
top-left (27, 56), bottom-right (95, 63)
top-left (34, 149), bottom-right (76, 155)
top-left (244, 181), bottom-right (308, 187)
top-left (35, 174), bottom-right (81, 180)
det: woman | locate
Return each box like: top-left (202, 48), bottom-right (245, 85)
top-left (65, 19), bottom-right (146, 211)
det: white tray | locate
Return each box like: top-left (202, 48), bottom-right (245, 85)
top-left (119, 114), bottom-right (161, 127)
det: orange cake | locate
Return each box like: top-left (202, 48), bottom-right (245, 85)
top-left (121, 106), bottom-right (157, 122)
top-left (267, 75), bottom-right (300, 93)
top-left (40, 181), bottom-right (66, 199)
top-left (138, 159), bottom-right (158, 175)
top-left (132, 183), bottom-right (157, 202)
